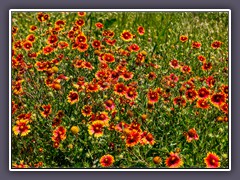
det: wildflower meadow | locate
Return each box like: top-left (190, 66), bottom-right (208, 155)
top-left (11, 11), bottom-right (229, 169)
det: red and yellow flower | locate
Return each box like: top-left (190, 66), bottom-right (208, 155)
top-left (165, 152), bottom-right (183, 168)
top-left (100, 154), bottom-right (114, 167)
top-left (120, 30), bottom-right (133, 41)
top-left (40, 104), bottom-right (52, 118)
top-left (204, 152), bottom-right (220, 168)
top-left (67, 91), bottom-right (79, 105)
top-left (88, 120), bottom-right (105, 138)
top-left (13, 119), bottom-right (31, 136)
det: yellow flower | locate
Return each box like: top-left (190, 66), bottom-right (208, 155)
top-left (71, 126), bottom-right (80, 134)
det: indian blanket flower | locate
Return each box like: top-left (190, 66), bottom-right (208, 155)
top-left (204, 152), bottom-right (220, 168)
top-left (77, 43), bottom-right (88, 52)
top-left (92, 40), bottom-right (101, 49)
top-left (125, 87), bottom-right (138, 100)
top-left (43, 46), bottom-right (54, 55)
top-left (26, 34), bottom-right (36, 42)
top-left (126, 130), bottom-right (141, 147)
top-left (40, 104), bottom-right (52, 118)
top-left (103, 53), bottom-right (115, 63)
top-left (180, 35), bottom-right (188, 42)
top-left (13, 119), bottom-right (31, 136)
top-left (202, 62), bottom-right (212, 71)
top-left (81, 105), bottom-right (93, 117)
top-left (196, 99), bottom-right (210, 109)
top-left (23, 41), bottom-right (32, 51)
top-left (137, 26), bottom-right (145, 35)
top-left (140, 131), bottom-right (155, 145)
top-left (181, 65), bottom-right (191, 74)
top-left (67, 91), bottom-right (79, 105)
top-left (95, 22), bottom-right (104, 29)
top-left (128, 43), bottom-right (140, 52)
top-left (173, 96), bottom-right (186, 107)
top-left (165, 152), bottom-right (183, 168)
top-left (96, 111), bottom-right (110, 125)
top-left (75, 34), bottom-right (87, 44)
top-left (211, 40), bottom-right (222, 49)
top-left (184, 128), bottom-right (199, 142)
top-left (88, 120), bottom-right (104, 138)
top-left (197, 87), bottom-right (210, 99)
top-left (147, 89), bottom-right (159, 104)
top-left (120, 30), bottom-right (133, 41)
top-left (169, 59), bottom-right (180, 69)
top-left (100, 154), bottom-right (115, 167)
top-left (47, 35), bottom-right (58, 44)
top-left (75, 18), bottom-right (85, 26)
top-left (206, 76), bottom-right (215, 88)
top-left (104, 99), bottom-right (115, 111)
top-left (192, 41), bottom-right (201, 49)
top-left (78, 12), bottom-right (86, 17)
top-left (114, 83), bottom-right (127, 96)
top-left (12, 160), bottom-right (29, 168)
top-left (185, 89), bottom-right (198, 101)
top-left (220, 103), bottom-right (228, 114)
top-left (210, 93), bottom-right (226, 107)
top-left (198, 55), bottom-right (206, 63)
top-left (52, 126), bottom-right (67, 142)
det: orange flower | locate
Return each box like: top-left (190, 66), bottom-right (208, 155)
top-left (81, 105), bottom-right (93, 117)
top-left (114, 83), bottom-right (127, 96)
top-left (202, 62), bottom-right (212, 71)
top-left (120, 30), bottom-right (133, 41)
top-left (96, 111), bottom-right (110, 125)
top-left (192, 41), bottom-right (201, 49)
top-left (211, 41), bottom-right (222, 49)
top-left (13, 119), bottom-right (31, 136)
top-left (125, 87), bottom-right (138, 100)
top-left (88, 121), bottom-right (104, 138)
top-left (104, 99), bottom-right (115, 111)
top-left (47, 35), bottom-right (58, 44)
top-left (78, 12), bottom-right (86, 17)
top-left (147, 89), bottom-right (159, 104)
top-left (210, 93), bottom-right (226, 107)
top-left (77, 43), bottom-right (88, 52)
top-left (196, 99), bottom-right (210, 109)
top-left (137, 26), bottom-right (145, 35)
top-left (67, 91), bottom-right (79, 105)
top-left (26, 34), bottom-right (36, 42)
top-left (126, 130), bottom-right (140, 147)
top-left (197, 87), bottom-right (210, 99)
top-left (23, 41), bottom-right (32, 51)
top-left (180, 35), bottom-right (188, 42)
top-left (185, 89), bottom-right (197, 101)
top-left (204, 152), bottom-right (220, 168)
top-left (40, 104), bottom-right (52, 118)
top-left (185, 128), bottom-right (199, 142)
top-left (95, 22), bottom-right (104, 29)
top-left (165, 152), bottom-right (183, 168)
top-left (169, 59), bottom-right (180, 69)
top-left (100, 154), bottom-right (114, 167)
top-left (75, 18), bottom-right (85, 26)
top-left (92, 40), bottom-right (101, 49)
top-left (75, 34), bottom-right (87, 44)
top-left (52, 126), bottom-right (67, 142)
top-left (43, 46), bottom-right (54, 55)
top-left (198, 55), bottom-right (206, 63)
top-left (103, 53), bottom-right (115, 63)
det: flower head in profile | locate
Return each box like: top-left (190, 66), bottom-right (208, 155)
top-left (184, 128), bottom-right (199, 142)
top-left (100, 154), bottom-right (114, 167)
top-left (204, 152), bottom-right (220, 168)
top-left (165, 152), bottom-right (183, 168)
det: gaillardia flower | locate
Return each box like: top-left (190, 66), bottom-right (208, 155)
top-left (81, 105), bottom-right (93, 117)
top-left (211, 41), bottom-right (222, 49)
top-left (100, 154), bottom-right (114, 167)
top-left (67, 91), bottom-right (79, 105)
top-left (137, 26), bottom-right (145, 35)
top-left (180, 35), bottom-right (188, 42)
top-left (147, 89), bottom-right (159, 104)
top-left (185, 128), bottom-right (199, 142)
top-left (197, 87), bottom-right (210, 99)
top-left (13, 119), bottom-right (31, 136)
top-left (204, 152), bottom-right (220, 168)
top-left (88, 120), bottom-right (104, 138)
top-left (165, 152), bottom-right (183, 168)
top-left (210, 93), bottom-right (226, 107)
top-left (40, 104), bottom-right (52, 118)
top-left (120, 30), bottom-right (133, 41)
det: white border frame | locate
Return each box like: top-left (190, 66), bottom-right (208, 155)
top-left (9, 9), bottom-right (231, 171)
